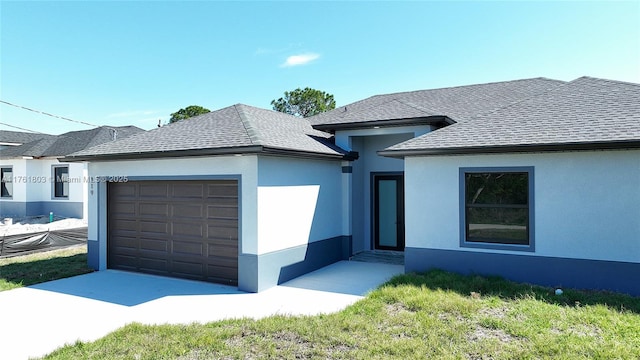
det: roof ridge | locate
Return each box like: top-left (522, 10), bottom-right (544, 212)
top-left (395, 99), bottom-right (442, 116)
top-left (234, 104), bottom-right (263, 145)
top-left (572, 76), bottom-right (640, 87)
top-left (364, 77), bottom-right (567, 100)
top-left (461, 78), bottom-right (582, 123)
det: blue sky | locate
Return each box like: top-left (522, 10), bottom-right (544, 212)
top-left (1, 1), bottom-right (639, 135)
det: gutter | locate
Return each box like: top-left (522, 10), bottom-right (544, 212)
top-left (378, 140), bottom-right (640, 158)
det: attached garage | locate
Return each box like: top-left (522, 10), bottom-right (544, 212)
top-left (107, 180), bottom-right (239, 285)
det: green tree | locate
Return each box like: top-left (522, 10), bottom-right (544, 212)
top-left (271, 87), bottom-right (336, 118)
top-left (169, 105), bottom-right (211, 123)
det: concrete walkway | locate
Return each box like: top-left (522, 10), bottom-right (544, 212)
top-left (0, 261), bottom-right (403, 360)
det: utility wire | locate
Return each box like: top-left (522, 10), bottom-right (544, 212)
top-left (0, 99), bottom-right (99, 128)
top-left (0, 121), bottom-right (47, 134)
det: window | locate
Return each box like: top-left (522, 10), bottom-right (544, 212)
top-left (53, 166), bottom-right (69, 198)
top-left (1, 167), bottom-right (12, 198)
top-left (460, 167), bottom-right (534, 251)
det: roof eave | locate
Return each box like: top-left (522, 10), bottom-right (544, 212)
top-left (378, 140), bottom-right (640, 158)
top-left (261, 146), bottom-right (358, 161)
top-left (312, 116), bottom-right (454, 133)
top-left (62, 145), bottom-right (357, 162)
top-left (62, 146), bottom-right (265, 162)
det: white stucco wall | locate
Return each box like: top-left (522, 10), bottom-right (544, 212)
top-left (405, 150), bottom-right (640, 263)
top-left (24, 159), bottom-right (84, 203)
top-left (256, 156), bottom-right (343, 254)
top-left (0, 158), bottom-right (85, 217)
top-left (0, 159), bottom-right (27, 202)
top-left (86, 155), bottom-right (258, 270)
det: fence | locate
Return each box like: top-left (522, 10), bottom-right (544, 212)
top-left (0, 227), bottom-right (87, 257)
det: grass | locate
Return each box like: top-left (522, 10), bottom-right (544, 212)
top-left (42, 270), bottom-right (640, 359)
top-left (0, 246), bottom-right (93, 291)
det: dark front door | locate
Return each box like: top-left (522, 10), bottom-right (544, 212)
top-left (373, 174), bottom-right (404, 251)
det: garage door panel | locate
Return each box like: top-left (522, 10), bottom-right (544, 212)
top-left (139, 257), bottom-right (169, 271)
top-left (139, 221), bottom-right (168, 234)
top-left (139, 238), bottom-right (168, 252)
top-left (112, 219), bottom-right (138, 231)
top-left (172, 222), bottom-right (204, 237)
top-left (111, 183), bottom-right (136, 197)
top-left (108, 180), bottom-right (238, 285)
top-left (111, 236), bottom-right (139, 250)
top-left (207, 225), bottom-right (238, 240)
top-left (207, 265), bottom-right (237, 283)
top-left (203, 197), bottom-right (237, 207)
top-left (173, 240), bottom-right (204, 256)
top-left (139, 203), bottom-right (169, 216)
top-left (172, 204), bottom-right (204, 218)
top-left (110, 254), bottom-right (138, 268)
top-left (208, 243), bottom-right (238, 258)
top-left (172, 184), bottom-right (205, 198)
top-left (172, 261), bottom-right (204, 275)
top-left (111, 202), bottom-right (136, 216)
top-left (139, 184), bottom-right (169, 198)
top-left (207, 205), bottom-right (238, 219)
top-left (208, 183), bottom-right (238, 197)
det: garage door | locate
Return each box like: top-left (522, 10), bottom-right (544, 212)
top-left (107, 180), bottom-right (238, 285)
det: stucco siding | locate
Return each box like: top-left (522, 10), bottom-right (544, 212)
top-left (405, 150), bottom-right (640, 263)
top-left (256, 156), bottom-right (343, 254)
top-left (0, 159), bottom-right (85, 218)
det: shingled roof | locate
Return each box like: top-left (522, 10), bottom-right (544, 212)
top-left (311, 77), bottom-right (567, 131)
top-left (0, 126), bottom-right (144, 158)
top-left (0, 130), bottom-right (54, 146)
top-left (380, 77), bottom-right (640, 157)
top-left (64, 104), bottom-right (351, 161)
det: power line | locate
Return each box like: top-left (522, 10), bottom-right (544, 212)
top-left (0, 99), bottom-right (99, 127)
top-left (0, 122), bottom-right (47, 134)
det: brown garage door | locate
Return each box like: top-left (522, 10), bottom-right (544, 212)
top-left (108, 180), bottom-right (238, 285)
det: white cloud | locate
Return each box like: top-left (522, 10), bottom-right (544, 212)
top-left (281, 53), bottom-right (320, 67)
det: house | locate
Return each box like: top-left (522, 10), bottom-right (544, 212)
top-left (0, 130), bottom-right (55, 150)
top-left (379, 76), bottom-right (640, 295)
top-left (64, 76), bottom-right (640, 295)
top-left (0, 126), bottom-right (144, 219)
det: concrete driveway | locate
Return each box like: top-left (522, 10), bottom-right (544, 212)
top-left (0, 261), bottom-right (402, 360)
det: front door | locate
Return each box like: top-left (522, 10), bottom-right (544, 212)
top-left (373, 174), bottom-right (404, 251)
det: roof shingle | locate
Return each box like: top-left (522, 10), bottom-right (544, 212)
top-left (65, 104), bottom-right (348, 160)
top-left (0, 126), bottom-right (144, 158)
top-left (310, 77), bottom-right (567, 129)
top-left (0, 130), bottom-right (54, 145)
top-left (381, 77), bottom-right (640, 155)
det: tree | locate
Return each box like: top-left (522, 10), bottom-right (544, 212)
top-left (271, 87), bottom-right (336, 118)
top-left (169, 105), bottom-right (211, 123)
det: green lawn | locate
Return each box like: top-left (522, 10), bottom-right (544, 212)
top-left (43, 270), bottom-right (640, 359)
top-left (0, 246), bottom-right (93, 291)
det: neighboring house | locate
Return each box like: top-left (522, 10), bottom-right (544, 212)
top-left (64, 76), bottom-right (640, 295)
top-left (0, 126), bottom-right (144, 219)
top-left (0, 130), bottom-right (54, 150)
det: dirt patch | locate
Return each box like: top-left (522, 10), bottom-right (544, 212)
top-left (478, 306), bottom-right (509, 320)
top-left (468, 325), bottom-right (517, 343)
top-left (551, 324), bottom-right (602, 339)
top-left (385, 302), bottom-right (415, 316)
top-left (224, 330), bottom-right (354, 359)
